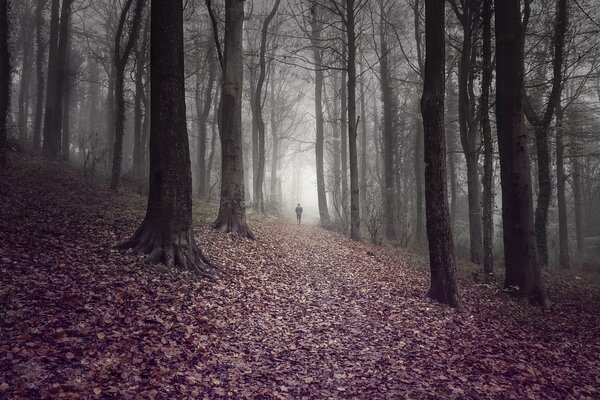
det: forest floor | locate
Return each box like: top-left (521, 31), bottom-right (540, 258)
top-left (1, 153), bottom-right (599, 400)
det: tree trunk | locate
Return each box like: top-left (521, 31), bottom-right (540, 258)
top-left (524, 0), bottom-right (568, 267)
top-left (446, 74), bottom-right (458, 227)
top-left (360, 76), bottom-right (367, 221)
top-left (340, 60), bottom-right (349, 224)
top-left (61, 18), bottom-right (72, 161)
top-left (196, 48), bottom-right (216, 198)
top-left (269, 71), bottom-right (279, 202)
top-left (32, 0), bottom-right (46, 152)
top-left (118, 0), bottom-right (211, 274)
top-left (206, 86), bottom-right (219, 198)
top-left (414, 111), bottom-right (424, 244)
top-left (453, 0), bottom-right (483, 264)
top-left (555, 101), bottom-right (569, 268)
top-left (42, 0), bottom-right (61, 157)
top-left (111, 0), bottom-right (145, 190)
top-left (252, 0), bottom-right (281, 214)
top-left (133, 42), bottom-right (144, 178)
top-left (213, 0), bottom-right (254, 239)
top-left (345, 0), bottom-right (360, 240)
top-left (17, 7), bottom-right (34, 144)
top-left (572, 155), bottom-right (584, 254)
top-left (310, 4), bottom-right (330, 226)
top-left (0, 0), bottom-right (8, 165)
top-left (495, 0), bottom-right (548, 305)
top-left (481, 0), bottom-right (494, 277)
top-left (421, 0), bottom-right (461, 307)
top-left (379, 3), bottom-right (395, 240)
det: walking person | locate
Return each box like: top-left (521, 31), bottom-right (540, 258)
top-left (295, 203), bottom-right (303, 225)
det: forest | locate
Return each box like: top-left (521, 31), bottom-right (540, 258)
top-left (0, 0), bottom-right (599, 398)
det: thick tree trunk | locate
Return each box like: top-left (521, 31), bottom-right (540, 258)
top-left (0, 0), bottom-right (8, 165)
top-left (42, 0), bottom-right (61, 157)
top-left (111, 0), bottom-right (145, 189)
top-left (32, 0), bottom-right (45, 152)
top-left (196, 49), bottom-right (216, 198)
top-left (421, 0), bottom-right (461, 307)
top-left (118, 0), bottom-right (211, 274)
top-left (213, 0), bottom-right (253, 239)
top-left (310, 4), bottom-right (330, 226)
top-left (481, 0), bottom-right (494, 278)
top-left (495, 0), bottom-right (548, 305)
top-left (555, 102), bottom-right (569, 268)
top-left (345, 0), bottom-right (360, 240)
top-left (379, 4), bottom-right (395, 240)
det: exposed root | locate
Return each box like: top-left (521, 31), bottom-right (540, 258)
top-left (116, 219), bottom-right (217, 279)
top-left (212, 213), bottom-right (255, 240)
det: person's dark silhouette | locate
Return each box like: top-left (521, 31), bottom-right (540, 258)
top-left (295, 203), bottom-right (303, 225)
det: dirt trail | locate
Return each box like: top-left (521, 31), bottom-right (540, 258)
top-left (1, 155), bottom-right (599, 399)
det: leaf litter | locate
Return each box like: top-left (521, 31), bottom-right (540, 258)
top-left (0, 155), bottom-right (599, 399)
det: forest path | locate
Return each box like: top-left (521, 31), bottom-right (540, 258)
top-left (1, 155), bottom-right (599, 399)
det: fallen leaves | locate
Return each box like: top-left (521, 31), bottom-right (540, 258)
top-left (0, 154), bottom-right (599, 399)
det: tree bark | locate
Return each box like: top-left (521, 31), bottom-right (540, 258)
top-left (495, 0), bottom-right (548, 305)
top-left (213, 0), bottom-right (254, 239)
top-left (0, 0), bottom-right (8, 165)
top-left (339, 59), bottom-right (349, 226)
top-left (111, 0), bottom-right (145, 189)
top-left (451, 0), bottom-right (483, 264)
top-left (269, 70), bottom-right (279, 202)
top-left (32, 0), bottom-right (46, 152)
top-left (345, 0), bottom-right (360, 240)
top-left (60, 17), bottom-right (72, 160)
top-left (17, 6), bottom-right (34, 145)
top-left (42, 0), bottom-right (61, 157)
top-left (421, 0), bottom-right (461, 307)
top-left (572, 155), bottom-right (584, 254)
top-left (196, 47), bottom-right (216, 198)
top-left (118, 0), bottom-right (211, 274)
top-left (206, 86), bottom-right (219, 198)
top-left (310, 4), bottom-right (330, 226)
top-left (360, 75), bottom-right (367, 222)
top-left (379, 1), bottom-right (395, 240)
top-left (251, 0), bottom-right (281, 214)
top-left (555, 101), bottom-right (569, 268)
top-left (523, 0), bottom-right (568, 267)
top-left (481, 0), bottom-right (494, 277)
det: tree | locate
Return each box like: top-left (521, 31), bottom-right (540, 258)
top-left (421, 0), bottom-right (461, 307)
top-left (378, 0), bottom-right (396, 240)
top-left (117, 0), bottom-right (212, 274)
top-left (0, 0), bottom-right (8, 165)
top-left (495, 0), bottom-right (547, 305)
top-left (32, 0), bottom-right (46, 152)
top-left (310, 2), bottom-right (331, 227)
top-left (196, 44), bottom-right (216, 198)
top-left (481, 0), bottom-right (494, 277)
top-left (42, 0), bottom-right (61, 157)
top-left (251, 0), bottom-right (282, 214)
top-left (345, 0), bottom-right (360, 240)
top-left (523, 0), bottom-right (568, 267)
top-left (110, 0), bottom-right (145, 189)
top-left (211, 0), bottom-right (254, 238)
top-left (449, 0), bottom-right (483, 265)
